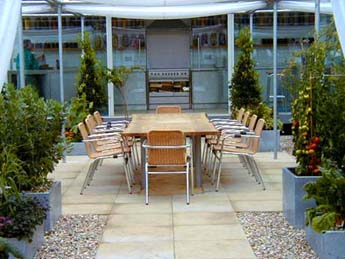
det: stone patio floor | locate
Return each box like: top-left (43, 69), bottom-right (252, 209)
top-left (50, 151), bottom-right (296, 259)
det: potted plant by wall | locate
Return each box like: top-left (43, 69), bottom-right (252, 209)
top-left (0, 148), bottom-right (46, 258)
top-left (230, 26), bottom-right (280, 151)
top-left (281, 22), bottom-right (344, 228)
top-left (0, 84), bottom-right (65, 232)
top-left (303, 159), bottom-right (345, 258)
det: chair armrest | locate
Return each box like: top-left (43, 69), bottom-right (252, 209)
top-left (83, 136), bottom-right (122, 143)
top-left (88, 132), bottom-right (122, 139)
top-left (142, 141), bottom-right (191, 149)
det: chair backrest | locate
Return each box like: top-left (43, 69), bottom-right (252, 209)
top-left (156, 105), bottom-right (182, 114)
top-left (147, 130), bottom-right (186, 165)
top-left (248, 114), bottom-right (258, 131)
top-left (78, 122), bottom-right (93, 157)
top-left (85, 114), bottom-right (97, 133)
top-left (250, 118), bottom-right (265, 154)
top-left (242, 111), bottom-right (250, 126)
top-left (235, 108), bottom-right (245, 122)
top-left (93, 111), bottom-right (103, 125)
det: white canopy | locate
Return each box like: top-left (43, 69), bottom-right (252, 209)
top-left (0, 0), bottom-right (343, 89)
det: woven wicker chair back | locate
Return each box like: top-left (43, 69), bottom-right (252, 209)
top-left (147, 130), bottom-right (186, 165)
top-left (156, 106), bottom-right (182, 114)
top-left (93, 111), bottom-right (103, 125)
top-left (78, 122), bottom-right (93, 156)
top-left (242, 111), bottom-right (250, 126)
top-left (85, 114), bottom-right (97, 133)
top-left (248, 114), bottom-right (258, 130)
top-left (236, 108), bottom-right (245, 121)
top-left (250, 118), bottom-right (265, 154)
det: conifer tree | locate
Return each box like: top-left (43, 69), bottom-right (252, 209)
top-left (76, 32), bottom-right (107, 113)
top-left (230, 27), bottom-right (262, 112)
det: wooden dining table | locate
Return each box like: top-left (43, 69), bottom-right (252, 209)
top-left (121, 112), bottom-right (219, 188)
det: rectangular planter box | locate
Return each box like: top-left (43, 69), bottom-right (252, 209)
top-left (7, 224), bottom-right (44, 259)
top-left (306, 226), bottom-right (345, 259)
top-left (259, 130), bottom-right (280, 152)
top-left (67, 142), bottom-right (87, 155)
top-left (282, 167), bottom-right (320, 229)
top-left (24, 181), bottom-right (62, 232)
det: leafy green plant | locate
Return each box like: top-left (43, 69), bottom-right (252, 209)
top-left (106, 66), bottom-right (139, 118)
top-left (76, 32), bottom-right (108, 113)
top-left (65, 93), bottom-right (92, 142)
top-left (0, 84), bottom-right (65, 191)
top-left (230, 27), bottom-right (262, 113)
top-left (0, 195), bottom-right (46, 241)
top-left (304, 159), bottom-right (345, 233)
top-left (0, 237), bottom-right (23, 259)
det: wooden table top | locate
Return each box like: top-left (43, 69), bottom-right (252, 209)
top-left (122, 113), bottom-right (219, 137)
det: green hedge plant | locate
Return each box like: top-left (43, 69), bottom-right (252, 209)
top-left (0, 85), bottom-right (65, 191)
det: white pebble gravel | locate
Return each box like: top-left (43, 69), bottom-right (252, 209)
top-left (35, 215), bottom-right (107, 259)
top-left (237, 212), bottom-right (318, 259)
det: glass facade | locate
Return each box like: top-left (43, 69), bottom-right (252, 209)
top-left (9, 12), bottom-right (333, 116)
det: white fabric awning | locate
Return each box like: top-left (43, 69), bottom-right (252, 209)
top-left (332, 0), bottom-right (345, 56)
top-left (278, 1), bottom-right (332, 14)
top-left (63, 1), bottom-right (267, 19)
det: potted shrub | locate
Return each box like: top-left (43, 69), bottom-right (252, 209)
top-left (0, 237), bottom-right (24, 259)
top-left (303, 159), bottom-right (345, 258)
top-left (0, 85), bottom-right (65, 232)
top-left (282, 22), bottom-right (345, 229)
top-left (230, 27), bottom-right (281, 151)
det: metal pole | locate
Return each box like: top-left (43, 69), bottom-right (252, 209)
top-left (58, 4), bottom-right (66, 162)
top-left (18, 7), bottom-right (25, 88)
top-left (249, 13), bottom-right (253, 41)
top-left (273, 0), bottom-right (278, 159)
top-left (81, 16), bottom-right (85, 55)
top-left (227, 13), bottom-right (235, 115)
top-left (106, 16), bottom-right (114, 117)
top-left (315, 0), bottom-right (320, 36)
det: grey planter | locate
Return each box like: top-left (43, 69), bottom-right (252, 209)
top-left (259, 130), bottom-right (280, 152)
top-left (282, 167), bottom-right (320, 229)
top-left (67, 142), bottom-right (87, 155)
top-left (306, 226), bottom-right (345, 259)
top-left (7, 224), bottom-right (44, 259)
top-left (24, 181), bottom-right (62, 232)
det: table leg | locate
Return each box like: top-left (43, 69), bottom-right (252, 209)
top-left (140, 136), bottom-right (146, 189)
top-left (193, 135), bottom-right (202, 187)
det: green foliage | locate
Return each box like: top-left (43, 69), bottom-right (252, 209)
top-left (76, 32), bottom-right (107, 113)
top-left (0, 237), bottom-right (24, 259)
top-left (230, 27), bottom-right (262, 113)
top-left (246, 103), bottom-right (282, 130)
top-left (283, 21), bottom-right (345, 175)
top-left (65, 93), bottom-right (92, 142)
top-left (0, 195), bottom-right (46, 241)
top-left (0, 85), bottom-right (65, 191)
top-left (304, 159), bottom-right (345, 232)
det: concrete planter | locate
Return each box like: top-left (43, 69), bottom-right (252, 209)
top-left (67, 142), bottom-right (87, 155)
top-left (259, 130), bottom-right (280, 152)
top-left (306, 226), bottom-right (345, 259)
top-left (282, 167), bottom-right (320, 229)
top-left (24, 181), bottom-right (62, 232)
top-left (7, 224), bottom-right (44, 259)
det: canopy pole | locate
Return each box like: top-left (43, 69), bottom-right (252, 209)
top-left (227, 13), bottom-right (234, 115)
top-left (315, 0), bottom-right (320, 36)
top-left (249, 13), bottom-right (253, 41)
top-left (58, 4), bottom-right (66, 163)
top-left (273, 0), bottom-right (278, 159)
top-left (106, 16), bottom-right (114, 117)
top-left (81, 16), bottom-right (85, 55)
top-left (18, 7), bottom-right (25, 88)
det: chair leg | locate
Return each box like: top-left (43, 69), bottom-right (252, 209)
top-left (134, 139), bottom-right (140, 167)
top-left (202, 138), bottom-right (207, 167)
top-left (250, 156), bottom-right (266, 190)
top-left (215, 152), bottom-right (224, 192)
top-left (145, 163), bottom-right (149, 205)
top-left (186, 162), bottom-right (190, 205)
top-left (123, 157), bottom-right (132, 194)
top-left (87, 159), bottom-right (99, 186)
top-left (80, 160), bottom-right (95, 195)
top-left (190, 147), bottom-right (194, 196)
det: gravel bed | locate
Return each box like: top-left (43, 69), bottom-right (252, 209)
top-left (237, 212), bottom-right (318, 259)
top-left (35, 215), bottom-right (107, 259)
top-left (280, 135), bottom-right (294, 155)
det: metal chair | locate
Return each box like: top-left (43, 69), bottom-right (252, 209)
top-left (143, 130), bottom-right (191, 205)
top-left (211, 119), bottom-right (266, 191)
top-left (78, 122), bottom-right (133, 195)
top-left (155, 105), bottom-right (182, 114)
